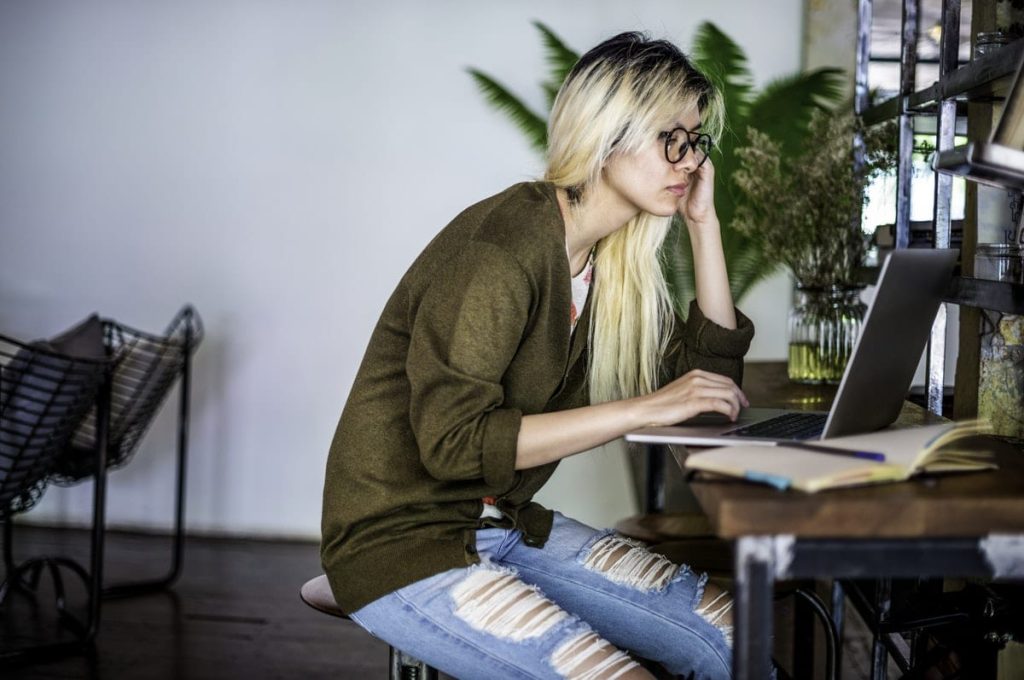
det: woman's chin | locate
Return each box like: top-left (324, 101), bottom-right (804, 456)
top-left (649, 203), bottom-right (680, 219)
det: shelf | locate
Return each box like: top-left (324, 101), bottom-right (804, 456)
top-left (943, 276), bottom-right (1024, 314)
top-left (933, 142), bottom-right (1024, 190)
top-left (862, 39), bottom-right (1024, 125)
top-left (863, 96), bottom-right (900, 125)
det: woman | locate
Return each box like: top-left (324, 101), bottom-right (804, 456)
top-left (322, 31), bottom-right (754, 680)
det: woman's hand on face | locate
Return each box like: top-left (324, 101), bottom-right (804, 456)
top-left (633, 369), bottom-right (749, 427)
top-left (677, 158), bottom-right (717, 229)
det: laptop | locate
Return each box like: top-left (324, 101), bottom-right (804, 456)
top-left (626, 248), bottom-right (958, 447)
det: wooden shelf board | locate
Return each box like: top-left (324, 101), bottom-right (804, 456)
top-left (944, 276), bottom-right (1024, 314)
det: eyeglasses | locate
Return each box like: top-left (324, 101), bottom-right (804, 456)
top-left (660, 126), bottom-right (713, 168)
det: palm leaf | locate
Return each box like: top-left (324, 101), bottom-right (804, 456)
top-left (746, 68), bottom-right (846, 156)
top-left (467, 68), bottom-right (548, 154)
top-left (534, 21), bottom-right (579, 110)
top-left (663, 222), bottom-right (780, 316)
top-left (691, 22), bottom-right (754, 124)
top-left (661, 219), bottom-right (697, 317)
top-left (729, 240), bottom-right (782, 300)
top-left (688, 21), bottom-right (758, 261)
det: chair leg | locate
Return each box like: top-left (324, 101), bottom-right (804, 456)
top-left (0, 381), bottom-right (110, 666)
top-left (102, 342), bottom-right (192, 599)
top-left (389, 646), bottom-right (438, 680)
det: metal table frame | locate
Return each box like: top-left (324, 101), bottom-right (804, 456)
top-left (733, 534), bottom-right (1024, 678)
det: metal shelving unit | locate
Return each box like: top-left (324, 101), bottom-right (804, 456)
top-left (863, 38), bottom-right (1024, 124)
top-left (858, 0), bottom-right (1024, 419)
top-left (851, 3), bottom-right (1024, 678)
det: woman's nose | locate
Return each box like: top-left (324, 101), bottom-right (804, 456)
top-left (672, 149), bottom-right (698, 173)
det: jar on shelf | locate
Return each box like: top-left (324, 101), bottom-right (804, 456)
top-left (787, 285), bottom-right (867, 384)
top-left (975, 243), bottom-right (1024, 439)
top-left (976, 243), bottom-right (1024, 284)
top-left (974, 31), bottom-right (1009, 58)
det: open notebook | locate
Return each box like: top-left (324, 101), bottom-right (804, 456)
top-left (683, 422), bottom-right (996, 493)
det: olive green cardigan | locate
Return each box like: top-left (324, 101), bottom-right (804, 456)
top-left (321, 182), bottom-right (754, 613)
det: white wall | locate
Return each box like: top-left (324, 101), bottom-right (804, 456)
top-left (0, 0), bottom-right (802, 539)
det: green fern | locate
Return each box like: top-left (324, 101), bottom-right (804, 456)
top-left (746, 69), bottom-right (846, 156)
top-left (691, 22), bottom-right (754, 124)
top-left (466, 69), bottom-right (548, 153)
top-left (534, 20), bottom-right (580, 110)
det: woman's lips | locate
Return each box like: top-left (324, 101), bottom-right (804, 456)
top-left (667, 183), bottom-right (688, 196)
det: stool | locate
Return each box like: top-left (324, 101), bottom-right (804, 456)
top-left (300, 575), bottom-right (438, 680)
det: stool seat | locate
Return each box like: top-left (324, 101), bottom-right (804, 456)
top-left (300, 575), bottom-right (347, 619)
top-left (614, 512), bottom-right (713, 543)
top-left (300, 573), bottom-right (438, 679)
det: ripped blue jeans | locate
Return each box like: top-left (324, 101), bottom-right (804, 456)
top-left (348, 511), bottom-right (733, 679)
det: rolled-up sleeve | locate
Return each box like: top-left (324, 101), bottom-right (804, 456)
top-left (406, 241), bottom-right (530, 490)
top-left (663, 299), bottom-right (755, 387)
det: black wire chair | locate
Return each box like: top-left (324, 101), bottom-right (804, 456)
top-left (51, 305), bottom-right (203, 598)
top-left (0, 328), bottom-right (112, 664)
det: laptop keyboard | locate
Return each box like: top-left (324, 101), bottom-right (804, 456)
top-left (724, 412), bottom-right (827, 440)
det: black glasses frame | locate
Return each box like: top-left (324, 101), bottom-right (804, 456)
top-left (661, 126), bottom-right (713, 167)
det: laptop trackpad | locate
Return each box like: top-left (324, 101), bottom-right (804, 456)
top-left (677, 408), bottom-right (791, 427)
top-left (678, 412), bottom-right (735, 426)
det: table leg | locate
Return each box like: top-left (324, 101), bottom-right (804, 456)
top-left (734, 536), bottom-right (775, 680)
top-left (871, 578), bottom-right (892, 680)
top-left (644, 444), bottom-right (666, 513)
top-left (831, 580), bottom-right (845, 675)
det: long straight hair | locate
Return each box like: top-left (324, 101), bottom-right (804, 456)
top-left (545, 32), bottom-right (725, 403)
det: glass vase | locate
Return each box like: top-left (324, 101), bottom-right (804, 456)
top-left (787, 285), bottom-right (867, 384)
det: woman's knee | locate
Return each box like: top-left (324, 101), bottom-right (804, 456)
top-left (573, 531), bottom-right (735, 673)
top-left (578, 533), bottom-right (733, 640)
top-left (450, 563), bottom-right (654, 679)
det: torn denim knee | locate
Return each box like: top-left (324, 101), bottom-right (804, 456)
top-left (550, 630), bottom-right (642, 680)
top-left (450, 564), bottom-right (646, 678)
top-left (579, 533), bottom-right (680, 593)
top-left (579, 532), bottom-right (734, 648)
top-left (450, 563), bottom-right (569, 642)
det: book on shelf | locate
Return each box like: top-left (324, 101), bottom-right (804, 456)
top-left (684, 421), bottom-right (996, 493)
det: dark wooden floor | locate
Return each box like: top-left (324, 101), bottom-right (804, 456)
top-left (0, 524), bottom-right (890, 680)
top-left (1, 524), bottom-right (395, 679)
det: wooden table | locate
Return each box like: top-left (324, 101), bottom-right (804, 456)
top-left (676, 362), bottom-right (1024, 679)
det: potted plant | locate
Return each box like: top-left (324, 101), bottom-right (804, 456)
top-left (732, 109), bottom-right (897, 383)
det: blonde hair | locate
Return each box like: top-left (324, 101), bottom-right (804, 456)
top-left (545, 32), bottom-right (724, 403)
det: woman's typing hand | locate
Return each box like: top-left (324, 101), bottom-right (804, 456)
top-left (631, 368), bottom-right (749, 427)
